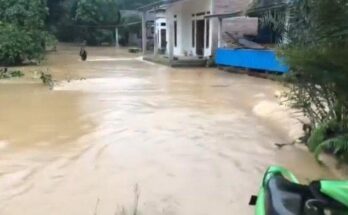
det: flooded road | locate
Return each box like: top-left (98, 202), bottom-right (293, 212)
top-left (0, 44), bottom-right (339, 215)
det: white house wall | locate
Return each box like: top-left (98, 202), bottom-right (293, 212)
top-left (166, 0), bottom-right (213, 57)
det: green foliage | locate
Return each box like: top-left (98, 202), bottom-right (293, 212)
top-left (278, 0), bottom-right (348, 162)
top-left (74, 0), bottom-right (121, 45)
top-left (47, 0), bottom-right (154, 44)
top-left (117, 0), bottom-right (158, 10)
top-left (0, 0), bottom-right (48, 29)
top-left (308, 123), bottom-right (328, 152)
top-left (314, 134), bottom-right (348, 163)
top-left (259, 10), bottom-right (286, 35)
top-left (0, 23), bottom-right (50, 65)
top-left (47, 0), bottom-right (80, 42)
top-left (0, 0), bottom-right (53, 65)
top-left (75, 0), bottom-right (120, 25)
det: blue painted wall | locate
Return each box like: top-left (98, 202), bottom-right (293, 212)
top-left (215, 48), bottom-right (289, 73)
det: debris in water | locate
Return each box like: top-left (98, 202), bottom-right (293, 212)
top-left (94, 198), bottom-right (100, 215)
top-left (40, 72), bottom-right (54, 90)
top-left (129, 47), bottom-right (140, 53)
top-left (133, 184), bottom-right (140, 215)
top-left (0, 68), bottom-right (24, 79)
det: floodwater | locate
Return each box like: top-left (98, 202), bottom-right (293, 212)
top-left (0, 44), bottom-right (340, 215)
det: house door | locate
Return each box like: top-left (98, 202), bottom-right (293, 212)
top-left (196, 19), bottom-right (205, 56)
top-left (161, 29), bottom-right (166, 49)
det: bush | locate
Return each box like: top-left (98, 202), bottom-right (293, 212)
top-left (278, 0), bottom-right (348, 162)
top-left (0, 23), bottom-right (49, 65)
top-left (0, 0), bottom-right (54, 65)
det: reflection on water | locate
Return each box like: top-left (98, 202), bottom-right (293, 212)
top-left (0, 44), bottom-right (339, 215)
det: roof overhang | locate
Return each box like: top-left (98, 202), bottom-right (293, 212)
top-left (204, 11), bottom-right (243, 20)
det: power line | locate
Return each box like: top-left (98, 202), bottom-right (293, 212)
top-left (59, 21), bottom-right (142, 29)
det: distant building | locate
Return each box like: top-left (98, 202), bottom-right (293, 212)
top-left (119, 10), bottom-right (156, 48)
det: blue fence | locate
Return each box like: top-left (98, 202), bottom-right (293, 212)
top-left (215, 48), bottom-right (289, 73)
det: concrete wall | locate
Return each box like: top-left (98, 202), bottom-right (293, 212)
top-left (211, 0), bottom-right (255, 52)
top-left (222, 16), bottom-right (258, 41)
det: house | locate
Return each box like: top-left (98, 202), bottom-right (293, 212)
top-left (139, 0), bottom-right (258, 61)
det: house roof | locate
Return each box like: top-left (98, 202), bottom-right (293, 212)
top-left (247, 0), bottom-right (288, 15)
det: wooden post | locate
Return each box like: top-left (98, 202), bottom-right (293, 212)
top-left (142, 12), bottom-right (147, 55)
top-left (217, 18), bottom-right (222, 48)
top-left (283, 8), bottom-right (290, 44)
top-left (115, 27), bottom-right (119, 48)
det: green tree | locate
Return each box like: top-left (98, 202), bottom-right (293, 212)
top-left (75, 0), bottom-right (121, 45)
top-left (117, 0), bottom-right (158, 10)
top-left (47, 0), bottom-right (80, 42)
top-left (0, 0), bottom-right (53, 65)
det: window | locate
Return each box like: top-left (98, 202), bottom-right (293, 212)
top-left (161, 23), bottom-right (166, 26)
top-left (192, 20), bottom-right (195, 47)
top-left (206, 20), bottom-right (210, 48)
top-left (174, 20), bottom-right (177, 47)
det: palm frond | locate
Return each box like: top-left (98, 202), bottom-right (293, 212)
top-left (314, 134), bottom-right (348, 163)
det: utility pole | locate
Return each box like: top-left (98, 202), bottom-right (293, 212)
top-left (142, 12), bottom-right (147, 55)
top-left (115, 27), bottom-right (119, 48)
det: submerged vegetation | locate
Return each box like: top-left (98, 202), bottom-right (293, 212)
top-left (0, 68), bottom-right (24, 79)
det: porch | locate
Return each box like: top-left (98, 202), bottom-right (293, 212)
top-left (143, 54), bottom-right (207, 67)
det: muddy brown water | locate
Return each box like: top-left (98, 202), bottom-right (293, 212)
top-left (0, 44), bottom-right (340, 215)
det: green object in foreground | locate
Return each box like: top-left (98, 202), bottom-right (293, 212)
top-left (252, 166), bottom-right (348, 215)
top-left (321, 180), bottom-right (348, 208)
top-left (255, 166), bottom-right (299, 215)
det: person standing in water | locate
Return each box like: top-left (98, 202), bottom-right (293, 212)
top-left (79, 47), bottom-right (87, 61)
